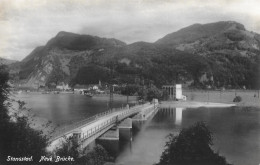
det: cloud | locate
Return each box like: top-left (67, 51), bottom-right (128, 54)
top-left (0, 0), bottom-right (260, 60)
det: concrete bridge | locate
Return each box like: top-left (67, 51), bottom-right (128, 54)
top-left (47, 101), bottom-right (159, 151)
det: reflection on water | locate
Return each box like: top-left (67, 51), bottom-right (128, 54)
top-left (116, 108), bottom-right (183, 165)
top-left (175, 107), bottom-right (183, 125)
top-left (116, 106), bottom-right (260, 165)
top-left (14, 93), bottom-right (135, 126)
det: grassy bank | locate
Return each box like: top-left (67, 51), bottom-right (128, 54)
top-left (182, 90), bottom-right (260, 107)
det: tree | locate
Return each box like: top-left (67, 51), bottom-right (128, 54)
top-left (138, 85), bottom-right (162, 102)
top-left (146, 85), bottom-right (162, 102)
top-left (121, 84), bottom-right (140, 103)
top-left (0, 66), bottom-right (49, 165)
top-left (78, 145), bottom-right (111, 165)
top-left (0, 66), bottom-right (9, 122)
top-left (157, 122), bottom-right (231, 165)
top-left (53, 136), bottom-right (80, 165)
top-left (121, 84), bottom-right (140, 96)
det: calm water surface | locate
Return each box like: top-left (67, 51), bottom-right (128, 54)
top-left (15, 93), bottom-right (135, 126)
top-left (116, 107), bottom-right (260, 165)
top-left (14, 93), bottom-right (260, 165)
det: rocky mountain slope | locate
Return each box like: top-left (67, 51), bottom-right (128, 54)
top-left (9, 21), bottom-right (260, 89)
top-left (11, 32), bottom-right (126, 88)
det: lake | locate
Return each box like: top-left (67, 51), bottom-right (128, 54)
top-left (14, 93), bottom-right (260, 165)
top-left (116, 106), bottom-right (260, 165)
top-left (14, 93), bottom-right (136, 126)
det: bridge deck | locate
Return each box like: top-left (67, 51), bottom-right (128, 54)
top-left (47, 102), bottom-right (158, 151)
top-left (49, 103), bottom-right (152, 142)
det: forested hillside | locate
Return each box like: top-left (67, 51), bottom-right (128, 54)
top-left (8, 21), bottom-right (260, 89)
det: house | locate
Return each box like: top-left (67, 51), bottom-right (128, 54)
top-left (73, 84), bottom-right (91, 94)
top-left (92, 85), bottom-right (99, 90)
top-left (56, 83), bottom-right (71, 91)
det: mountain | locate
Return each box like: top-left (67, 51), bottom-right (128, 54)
top-left (11, 32), bottom-right (126, 88)
top-left (9, 21), bottom-right (260, 89)
top-left (156, 21), bottom-right (260, 56)
top-left (46, 31), bottom-right (126, 50)
top-left (156, 21), bottom-right (260, 88)
top-left (0, 57), bottom-right (17, 65)
top-left (157, 21), bottom-right (245, 45)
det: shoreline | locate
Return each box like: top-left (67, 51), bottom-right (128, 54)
top-left (160, 101), bottom-right (244, 108)
top-left (182, 90), bottom-right (260, 108)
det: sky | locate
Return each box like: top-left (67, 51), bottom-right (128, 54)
top-left (0, 0), bottom-right (260, 61)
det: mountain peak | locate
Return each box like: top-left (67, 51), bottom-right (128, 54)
top-left (55, 31), bottom-right (78, 38)
top-left (217, 21), bottom-right (246, 31)
top-left (155, 21), bottom-right (246, 45)
top-left (225, 21), bottom-right (245, 30)
top-left (46, 31), bottom-right (126, 50)
top-left (187, 21), bottom-right (245, 31)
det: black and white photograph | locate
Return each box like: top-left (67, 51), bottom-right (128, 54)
top-left (0, 0), bottom-right (259, 165)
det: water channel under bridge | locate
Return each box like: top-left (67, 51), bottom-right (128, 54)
top-left (47, 101), bottom-right (159, 151)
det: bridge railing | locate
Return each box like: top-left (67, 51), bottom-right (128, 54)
top-left (49, 103), bottom-right (147, 141)
top-left (80, 104), bottom-right (147, 142)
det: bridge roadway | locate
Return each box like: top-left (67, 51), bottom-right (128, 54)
top-left (48, 102), bottom-right (158, 150)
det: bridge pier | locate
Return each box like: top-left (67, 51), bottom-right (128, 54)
top-left (96, 126), bottom-right (119, 156)
top-left (118, 118), bottom-right (132, 141)
top-left (132, 120), bottom-right (145, 133)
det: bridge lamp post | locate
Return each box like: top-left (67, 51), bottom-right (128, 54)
top-left (207, 90), bottom-right (209, 104)
top-left (219, 90), bottom-right (221, 102)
